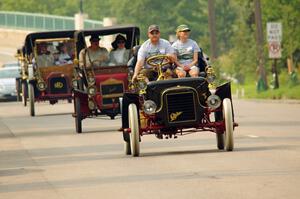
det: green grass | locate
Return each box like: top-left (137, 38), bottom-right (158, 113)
top-left (230, 71), bottom-right (300, 100)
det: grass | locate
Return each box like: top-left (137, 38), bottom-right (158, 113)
top-left (230, 71), bottom-right (300, 100)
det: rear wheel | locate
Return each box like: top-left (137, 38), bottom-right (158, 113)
top-left (124, 140), bottom-right (131, 155)
top-left (75, 97), bottom-right (82, 133)
top-left (223, 98), bottom-right (234, 151)
top-left (16, 79), bottom-right (21, 101)
top-left (29, 84), bottom-right (35, 116)
top-left (128, 103), bottom-right (140, 157)
top-left (22, 82), bottom-right (27, 107)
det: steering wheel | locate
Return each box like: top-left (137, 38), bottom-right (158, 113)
top-left (146, 55), bottom-right (171, 68)
top-left (146, 55), bottom-right (173, 81)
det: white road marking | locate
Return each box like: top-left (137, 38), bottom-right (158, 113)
top-left (247, 135), bottom-right (259, 138)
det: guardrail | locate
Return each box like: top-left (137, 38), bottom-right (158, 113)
top-left (0, 11), bottom-right (102, 30)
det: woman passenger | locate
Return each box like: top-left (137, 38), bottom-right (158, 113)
top-left (172, 24), bottom-right (200, 78)
top-left (109, 34), bottom-right (130, 66)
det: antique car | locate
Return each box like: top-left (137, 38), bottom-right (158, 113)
top-left (72, 25), bottom-right (140, 133)
top-left (23, 30), bottom-right (76, 116)
top-left (121, 55), bottom-right (238, 157)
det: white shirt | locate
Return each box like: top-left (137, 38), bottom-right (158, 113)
top-left (113, 48), bottom-right (126, 64)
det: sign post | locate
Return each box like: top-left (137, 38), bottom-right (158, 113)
top-left (267, 22), bottom-right (282, 89)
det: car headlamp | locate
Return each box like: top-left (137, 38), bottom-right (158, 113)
top-left (206, 67), bottom-right (216, 84)
top-left (207, 74), bottom-right (216, 84)
top-left (87, 85), bottom-right (96, 96)
top-left (143, 100), bottom-right (157, 115)
top-left (87, 76), bottom-right (95, 85)
top-left (37, 81), bottom-right (46, 91)
top-left (207, 94), bottom-right (221, 109)
top-left (88, 99), bottom-right (96, 110)
top-left (72, 79), bottom-right (78, 88)
top-left (137, 80), bottom-right (147, 90)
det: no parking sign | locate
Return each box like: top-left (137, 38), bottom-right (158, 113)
top-left (267, 22), bottom-right (282, 59)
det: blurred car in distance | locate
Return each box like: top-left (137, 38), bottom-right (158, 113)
top-left (1, 61), bottom-right (20, 69)
top-left (0, 67), bottom-right (20, 101)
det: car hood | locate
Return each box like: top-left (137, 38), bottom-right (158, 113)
top-left (0, 78), bottom-right (16, 86)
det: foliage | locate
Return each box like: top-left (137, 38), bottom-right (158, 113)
top-left (1, 0), bottom-right (299, 94)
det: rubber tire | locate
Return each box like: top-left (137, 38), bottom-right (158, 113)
top-left (223, 98), bottom-right (234, 151)
top-left (109, 114), bottom-right (116, 120)
top-left (16, 80), bottom-right (21, 101)
top-left (128, 103), bottom-right (140, 157)
top-left (22, 82), bottom-right (27, 107)
top-left (124, 141), bottom-right (131, 155)
top-left (216, 133), bottom-right (225, 150)
top-left (75, 97), bottom-right (82, 133)
top-left (29, 84), bottom-right (35, 117)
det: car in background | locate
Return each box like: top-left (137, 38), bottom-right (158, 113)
top-left (0, 67), bottom-right (20, 101)
top-left (23, 30), bottom-right (76, 116)
top-left (72, 25), bottom-right (140, 133)
top-left (1, 61), bottom-right (20, 69)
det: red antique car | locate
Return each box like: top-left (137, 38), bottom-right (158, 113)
top-left (72, 26), bottom-right (140, 133)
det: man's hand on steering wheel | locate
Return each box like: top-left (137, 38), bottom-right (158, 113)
top-left (132, 73), bottom-right (138, 83)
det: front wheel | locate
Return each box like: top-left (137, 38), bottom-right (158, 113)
top-left (75, 97), bottom-right (82, 133)
top-left (128, 103), bottom-right (140, 157)
top-left (29, 84), bottom-right (35, 116)
top-left (223, 98), bottom-right (234, 151)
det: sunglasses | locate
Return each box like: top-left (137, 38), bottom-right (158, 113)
top-left (150, 31), bottom-right (160, 35)
top-left (117, 40), bottom-right (125, 44)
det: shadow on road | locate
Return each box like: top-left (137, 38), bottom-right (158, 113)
top-left (34, 112), bottom-right (73, 117)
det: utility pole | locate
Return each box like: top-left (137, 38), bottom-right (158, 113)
top-left (254, 0), bottom-right (268, 91)
top-left (208, 0), bottom-right (217, 61)
top-left (79, 0), bottom-right (83, 13)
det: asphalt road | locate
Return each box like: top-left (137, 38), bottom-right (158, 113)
top-left (0, 99), bottom-right (299, 199)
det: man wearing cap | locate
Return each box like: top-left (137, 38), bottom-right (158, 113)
top-left (172, 24), bottom-right (200, 77)
top-left (79, 35), bottom-right (109, 68)
top-left (132, 24), bottom-right (175, 82)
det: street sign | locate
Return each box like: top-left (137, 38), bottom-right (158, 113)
top-left (267, 22), bottom-right (282, 58)
top-left (267, 22), bottom-right (282, 42)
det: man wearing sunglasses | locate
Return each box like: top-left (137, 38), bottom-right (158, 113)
top-left (132, 24), bottom-right (175, 82)
top-left (79, 35), bottom-right (109, 68)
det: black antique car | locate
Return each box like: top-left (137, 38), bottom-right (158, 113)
top-left (72, 25), bottom-right (140, 133)
top-left (121, 55), bottom-right (238, 157)
top-left (23, 30), bottom-right (76, 116)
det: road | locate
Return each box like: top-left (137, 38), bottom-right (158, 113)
top-left (0, 99), bottom-right (299, 199)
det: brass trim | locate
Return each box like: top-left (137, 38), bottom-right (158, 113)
top-left (165, 91), bottom-right (197, 124)
top-left (101, 78), bottom-right (124, 85)
top-left (156, 86), bottom-right (202, 113)
top-left (100, 79), bottom-right (125, 97)
top-left (102, 93), bottom-right (123, 99)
